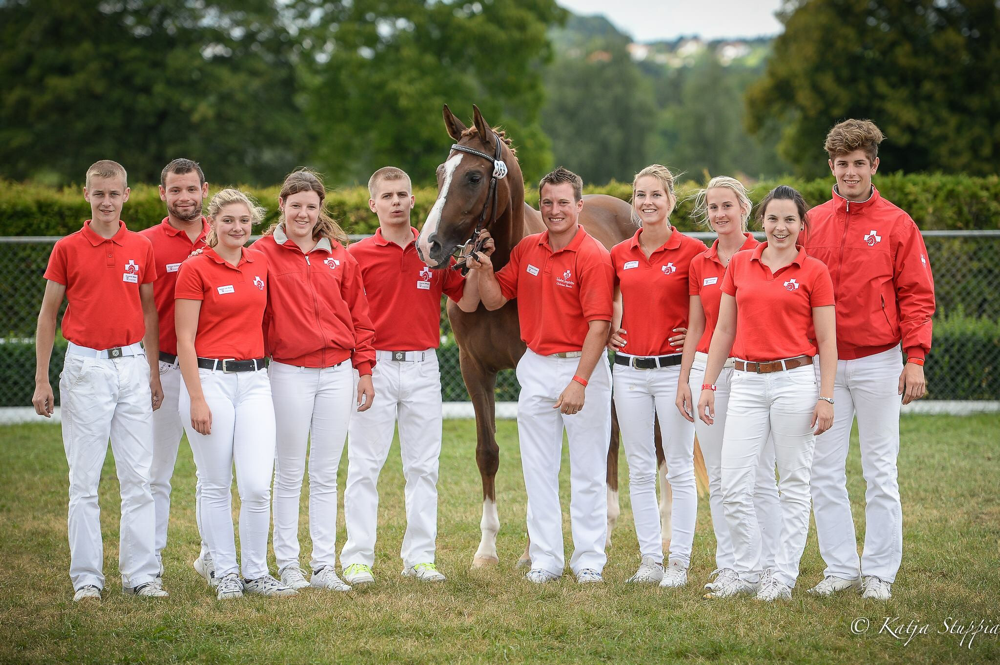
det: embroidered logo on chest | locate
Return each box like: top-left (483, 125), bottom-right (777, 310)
top-left (784, 278), bottom-right (799, 291)
top-left (253, 276), bottom-right (264, 291)
top-left (325, 258), bottom-right (340, 270)
top-left (556, 269), bottom-right (575, 289)
top-left (864, 230), bottom-right (882, 247)
top-left (417, 266), bottom-right (432, 290)
top-left (122, 259), bottom-right (139, 283)
top-left (661, 262), bottom-right (676, 275)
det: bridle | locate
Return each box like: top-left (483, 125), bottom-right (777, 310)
top-left (448, 132), bottom-right (508, 274)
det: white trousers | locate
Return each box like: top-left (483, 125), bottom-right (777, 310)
top-left (270, 360), bottom-right (353, 573)
top-left (149, 360), bottom-right (207, 568)
top-left (690, 359), bottom-right (781, 572)
top-left (613, 360), bottom-right (696, 566)
top-left (341, 350), bottom-right (442, 569)
top-left (180, 368), bottom-right (276, 580)
top-left (516, 349), bottom-right (612, 576)
top-left (721, 364), bottom-right (818, 587)
top-left (59, 353), bottom-right (158, 591)
top-left (811, 346), bottom-right (903, 582)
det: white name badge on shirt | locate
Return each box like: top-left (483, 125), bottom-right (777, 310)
top-left (217, 285), bottom-right (235, 295)
top-left (527, 264), bottom-right (540, 276)
top-left (122, 274), bottom-right (138, 283)
top-left (417, 281), bottom-right (431, 290)
top-left (623, 260), bottom-right (639, 270)
top-left (703, 277), bottom-right (719, 286)
top-left (166, 262), bottom-right (182, 273)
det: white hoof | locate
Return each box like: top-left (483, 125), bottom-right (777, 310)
top-left (471, 555), bottom-right (500, 569)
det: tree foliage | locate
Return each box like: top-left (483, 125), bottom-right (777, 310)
top-left (746, 0), bottom-right (1000, 177)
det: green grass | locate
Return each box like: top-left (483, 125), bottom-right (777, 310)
top-left (1, 415), bottom-right (998, 663)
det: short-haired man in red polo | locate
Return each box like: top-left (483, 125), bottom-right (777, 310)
top-left (139, 158), bottom-right (213, 589)
top-left (33, 160), bottom-right (166, 602)
top-left (469, 166), bottom-right (615, 584)
top-left (805, 119), bottom-right (936, 601)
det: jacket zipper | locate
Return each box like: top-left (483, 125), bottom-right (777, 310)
top-left (835, 200), bottom-right (851, 291)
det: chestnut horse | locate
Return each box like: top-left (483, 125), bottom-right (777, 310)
top-left (417, 105), bottom-right (704, 568)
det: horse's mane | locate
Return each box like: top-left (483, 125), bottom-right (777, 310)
top-left (460, 126), bottom-right (516, 155)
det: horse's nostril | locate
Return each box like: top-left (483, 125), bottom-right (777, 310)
top-left (430, 240), bottom-right (442, 257)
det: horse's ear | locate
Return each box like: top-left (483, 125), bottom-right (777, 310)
top-left (472, 105), bottom-right (495, 151)
top-left (443, 104), bottom-right (467, 142)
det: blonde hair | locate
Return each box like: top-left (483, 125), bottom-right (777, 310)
top-left (368, 166), bottom-right (411, 199)
top-left (632, 164), bottom-right (677, 221)
top-left (692, 176), bottom-right (752, 232)
top-left (205, 188), bottom-right (265, 248)
top-left (824, 119), bottom-right (884, 162)
top-left (85, 160), bottom-right (127, 189)
top-left (265, 169), bottom-right (348, 245)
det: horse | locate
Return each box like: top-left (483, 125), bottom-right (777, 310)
top-left (417, 105), bottom-right (706, 568)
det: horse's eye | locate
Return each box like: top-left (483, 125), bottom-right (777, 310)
top-left (469, 174), bottom-right (481, 184)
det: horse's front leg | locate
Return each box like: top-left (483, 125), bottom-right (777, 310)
top-left (605, 401), bottom-right (621, 549)
top-left (654, 415), bottom-right (672, 553)
top-left (463, 356), bottom-right (502, 569)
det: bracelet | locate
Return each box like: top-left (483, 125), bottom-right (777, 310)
top-left (907, 357), bottom-right (925, 366)
top-left (701, 384), bottom-right (717, 392)
top-left (817, 396), bottom-right (834, 405)
top-left (572, 375), bottom-right (588, 387)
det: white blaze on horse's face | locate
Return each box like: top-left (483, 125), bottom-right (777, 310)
top-left (418, 152), bottom-right (464, 267)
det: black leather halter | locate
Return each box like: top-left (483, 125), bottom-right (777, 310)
top-left (449, 132), bottom-right (508, 274)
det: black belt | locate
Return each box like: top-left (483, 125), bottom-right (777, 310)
top-left (159, 352), bottom-right (178, 364)
top-left (197, 357), bottom-right (267, 372)
top-left (614, 353), bottom-right (683, 370)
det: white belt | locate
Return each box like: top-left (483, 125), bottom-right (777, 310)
top-left (67, 341), bottom-right (144, 359)
top-left (694, 351), bottom-right (735, 369)
top-left (376, 349), bottom-right (433, 362)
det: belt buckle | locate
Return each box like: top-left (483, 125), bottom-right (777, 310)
top-left (630, 356), bottom-right (641, 369)
top-left (392, 351), bottom-right (406, 362)
top-left (754, 362), bottom-right (763, 374)
top-left (221, 358), bottom-right (237, 373)
top-left (108, 347), bottom-right (123, 359)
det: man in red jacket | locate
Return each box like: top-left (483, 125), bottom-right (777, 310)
top-left (804, 119), bottom-right (936, 600)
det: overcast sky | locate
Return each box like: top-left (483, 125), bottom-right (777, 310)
top-left (556, 0), bottom-right (785, 42)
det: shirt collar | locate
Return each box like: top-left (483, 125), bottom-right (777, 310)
top-left (273, 224), bottom-right (333, 253)
top-left (373, 227), bottom-right (418, 247)
top-left (750, 241), bottom-right (807, 267)
top-left (81, 220), bottom-right (128, 246)
top-left (204, 246), bottom-right (254, 267)
top-left (539, 224), bottom-right (586, 253)
top-left (627, 226), bottom-right (681, 253)
top-left (705, 232), bottom-right (757, 263)
top-left (160, 216), bottom-right (209, 240)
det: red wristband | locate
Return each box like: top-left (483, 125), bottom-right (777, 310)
top-left (701, 384), bottom-right (717, 392)
top-left (907, 357), bottom-right (925, 366)
top-left (572, 375), bottom-right (588, 387)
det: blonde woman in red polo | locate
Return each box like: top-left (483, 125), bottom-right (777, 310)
top-left (698, 185), bottom-right (836, 601)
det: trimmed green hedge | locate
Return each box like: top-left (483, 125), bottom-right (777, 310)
top-left (4, 314), bottom-right (996, 406)
top-left (3, 173), bottom-right (999, 236)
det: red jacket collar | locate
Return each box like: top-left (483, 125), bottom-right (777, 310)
top-left (81, 220), bottom-right (128, 246)
top-left (272, 224), bottom-right (334, 253)
top-left (832, 184), bottom-right (882, 213)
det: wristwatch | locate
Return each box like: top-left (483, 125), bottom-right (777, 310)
top-left (817, 396), bottom-right (834, 405)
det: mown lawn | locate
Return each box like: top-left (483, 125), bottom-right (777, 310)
top-left (0, 415), bottom-right (998, 664)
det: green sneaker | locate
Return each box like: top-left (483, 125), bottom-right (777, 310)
top-left (402, 562), bottom-right (446, 582)
top-left (343, 563), bottom-right (375, 585)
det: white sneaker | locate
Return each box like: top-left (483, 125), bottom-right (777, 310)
top-left (575, 568), bottom-right (603, 584)
top-left (243, 574), bottom-right (298, 597)
top-left (525, 568), bottom-right (561, 584)
top-left (704, 574), bottom-right (758, 599)
top-left (216, 572), bottom-right (243, 600)
top-left (125, 581), bottom-right (169, 598)
top-left (402, 563), bottom-right (446, 582)
top-left (861, 575), bottom-right (892, 600)
top-left (626, 556), bottom-right (664, 584)
top-left (280, 564), bottom-right (311, 590)
top-left (193, 552), bottom-right (218, 588)
top-left (807, 575), bottom-right (862, 597)
top-left (312, 566), bottom-right (352, 592)
top-left (343, 563), bottom-right (375, 585)
top-left (756, 570), bottom-right (792, 602)
top-left (658, 559), bottom-right (688, 588)
top-left (704, 568), bottom-right (738, 591)
top-left (73, 585), bottom-right (101, 602)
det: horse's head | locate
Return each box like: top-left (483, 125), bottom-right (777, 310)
top-left (417, 104), bottom-right (519, 268)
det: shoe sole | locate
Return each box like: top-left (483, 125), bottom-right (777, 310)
top-left (193, 557), bottom-right (219, 588)
top-left (217, 591), bottom-right (243, 600)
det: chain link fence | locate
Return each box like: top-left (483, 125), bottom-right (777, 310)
top-left (2, 232), bottom-right (998, 408)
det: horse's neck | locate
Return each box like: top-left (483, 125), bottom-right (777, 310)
top-left (491, 180), bottom-right (527, 270)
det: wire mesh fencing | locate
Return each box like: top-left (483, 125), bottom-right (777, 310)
top-left (1, 232), bottom-right (997, 408)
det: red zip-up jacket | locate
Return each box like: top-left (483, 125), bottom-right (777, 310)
top-left (805, 186), bottom-right (935, 361)
top-left (254, 227), bottom-right (376, 374)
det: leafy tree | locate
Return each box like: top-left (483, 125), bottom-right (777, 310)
top-left (746, 0), bottom-right (1000, 177)
top-left (294, 0), bottom-right (563, 186)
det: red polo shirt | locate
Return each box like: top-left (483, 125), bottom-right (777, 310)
top-left (174, 247), bottom-right (268, 360)
top-left (348, 227), bottom-right (465, 351)
top-left (688, 233), bottom-right (759, 354)
top-left (43, 220), bottom-right (156, 349)
top-left (495, 225), bottom-right (613, 355)
top-left (721, 243), bottom-right (834, 361)
top-left (254, 229), bottom-right (376, 373)
top-left (611, 227), bottom-right (706, 356)
top-left (139, 217), bottom-right (209, 355)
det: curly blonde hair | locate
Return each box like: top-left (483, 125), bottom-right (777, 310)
top-left (824, 119), bottom-right (884, 162)
top-left (206, 189), bottom-right (265, 247)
